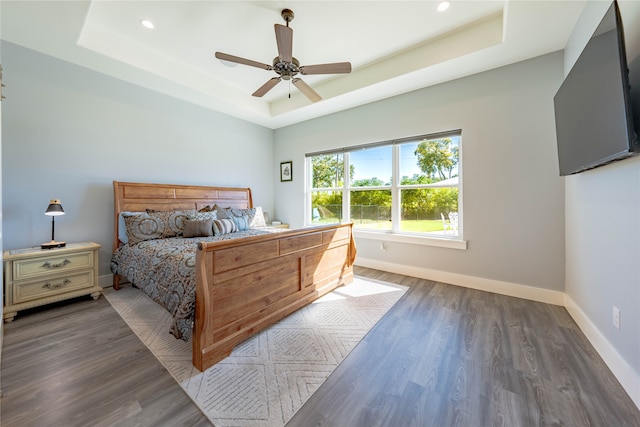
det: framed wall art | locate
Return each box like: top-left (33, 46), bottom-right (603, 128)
top-left (280, 161), bottom-right (292, 182)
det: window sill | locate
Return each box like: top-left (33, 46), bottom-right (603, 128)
top-left (353, 229), bottom-right (468, 250)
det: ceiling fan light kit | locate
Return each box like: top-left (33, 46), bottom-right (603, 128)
top-left (215, 9), bottom-right (351, 103)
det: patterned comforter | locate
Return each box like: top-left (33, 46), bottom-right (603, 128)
top-left (110, 230), bottom-right (272, 341)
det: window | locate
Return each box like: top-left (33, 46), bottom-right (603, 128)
top-left (307, 131), bottom-right (461, 240)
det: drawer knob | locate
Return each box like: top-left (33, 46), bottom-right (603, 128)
top-left (41, 259), bottom-right (71, 269)
top-left (43, 279), bottom-right (71, 290)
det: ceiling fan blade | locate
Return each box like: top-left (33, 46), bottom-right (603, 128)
top-left (292, 78), bottom-right (321, 103)
top-left (252, 77), bottom-right (281, 97)
top-left (300, 62), bottom-right (352, 75)
top-left (274, 24), bottom-right (293, 63)
top-left (215, 52), bottom-right (272, 70)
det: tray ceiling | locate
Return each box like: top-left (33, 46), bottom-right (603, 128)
top-left (1, 1), bottom-right (588, 129)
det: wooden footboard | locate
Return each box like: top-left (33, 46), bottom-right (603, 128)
top-left (193, 222), bottom-right (356, 371)
top-left (112, 181), bottom-right (356, 372)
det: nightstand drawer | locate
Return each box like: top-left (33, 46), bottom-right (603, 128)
top-left (13, 270), bottom-right (94, 304)
top-left (13, 251), bottom-right (94, 281)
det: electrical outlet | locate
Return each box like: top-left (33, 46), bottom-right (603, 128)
top-left (613, 306), bottom-right (621, 330)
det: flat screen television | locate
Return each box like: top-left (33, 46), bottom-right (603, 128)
top-left (554, 0), bottom-right (640, 176)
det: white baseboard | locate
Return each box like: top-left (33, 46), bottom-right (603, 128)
top-left (99, 274), bottom-right (113, 288)
top-left (355, 257), bottom-right (565, 305)
top-left (564, 294), bottom-right (640, 410)
top-left (355, 257), bottom-right (639, 411)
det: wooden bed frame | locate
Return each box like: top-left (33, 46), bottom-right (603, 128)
top-left (112, 181), bottom-right (356, 371)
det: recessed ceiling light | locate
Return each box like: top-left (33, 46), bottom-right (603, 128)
top-left (140, 19), bottom-right (154, 29)
top-left (438, 1), bottom-right (450, 12)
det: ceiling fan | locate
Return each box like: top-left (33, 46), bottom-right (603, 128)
top-left (215, 9), bottom-right (352, 103)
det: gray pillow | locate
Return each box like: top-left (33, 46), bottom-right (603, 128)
top-left (183, 219), bottom-right (214, 237)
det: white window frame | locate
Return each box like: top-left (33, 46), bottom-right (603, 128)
top-left (306, 131), bottom-right (467, 250)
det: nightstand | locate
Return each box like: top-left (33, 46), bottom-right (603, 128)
top-left (3, 242), bottom-right (102, 322)
top-left (266, 222), bottom-right (289, 229)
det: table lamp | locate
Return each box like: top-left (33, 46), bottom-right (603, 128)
top-left (41, 199), bottom-right (66, 249)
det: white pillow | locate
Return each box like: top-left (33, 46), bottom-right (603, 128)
top-left (228, 206), bottom-right (267, 228)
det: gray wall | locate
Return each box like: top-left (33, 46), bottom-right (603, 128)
top-left (563, 0), bottom-right (640, 403)
top-left (1, 42), bottom-right (275, 277)
top-left (274, 52), bottom-right (566, 292)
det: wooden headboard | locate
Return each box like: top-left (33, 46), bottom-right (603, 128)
top-left (113, 181), bottom-right (253, 252)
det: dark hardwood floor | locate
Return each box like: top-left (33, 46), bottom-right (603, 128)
top-left (0, 295), bottom-right (212, 426)
top-left (288, 267), bottom-right (640, 427)
top-left (2, 266), bottom-right (638, 426)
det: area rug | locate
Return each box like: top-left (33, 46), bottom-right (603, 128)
top-left (104, 277), bottom-right (407, 426)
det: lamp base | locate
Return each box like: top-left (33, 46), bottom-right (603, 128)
top-left (41, 240), bottom-right (66, 249)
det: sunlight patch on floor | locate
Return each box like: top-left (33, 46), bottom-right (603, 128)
top-left (313, 278), bottom-right (406, 303)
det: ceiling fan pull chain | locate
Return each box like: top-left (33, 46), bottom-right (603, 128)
top-left (289, 80), bottom-right (291, 98)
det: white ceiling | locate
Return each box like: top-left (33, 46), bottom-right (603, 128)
top-left (1, 0), bottom-right (588, 129)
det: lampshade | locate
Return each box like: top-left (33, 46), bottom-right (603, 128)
top-left (45, 199), bottom-right (65, 216)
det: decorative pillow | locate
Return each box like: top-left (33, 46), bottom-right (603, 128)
top-left (215, 208), bottom-right (231, 219)
top-left (198, 204), bottom-right (219, 212)
top-left (123, 213), bottom-right (165, 244)
top-left (162, 210), bottom-right (196, 236)
top-left (252, 206), bottom-right (267, 228)
top-left (213, 218), bottom-right (238, 235)
top-left (118, 212), bottom-right (143, 244)
top-left (231, 215), bottom-right (250, 231)
top-left (183, 219), bottom-right (214, 237)
top-left (229, 206), bottom-right (267, 228)
top-left (123, 210), bottom-right (194, 244)
top-left (189, 211), bottom-right (218, 222)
